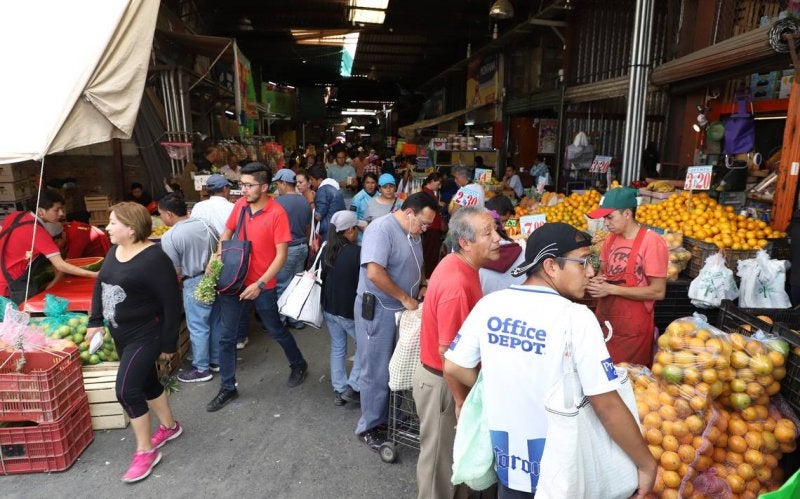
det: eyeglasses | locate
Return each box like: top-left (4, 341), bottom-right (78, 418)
top-left (556, 257), bottom-right (592, 270)
top-left (238, 182), bottom-right (263, 190)
top-left (415, 216), bottom-right (432, 230)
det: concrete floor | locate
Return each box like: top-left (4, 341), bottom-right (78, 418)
top-left (4, 323), bottom-right (418, 499)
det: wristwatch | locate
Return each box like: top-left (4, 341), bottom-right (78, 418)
top-left (257, 280), bottom-right (267, 290)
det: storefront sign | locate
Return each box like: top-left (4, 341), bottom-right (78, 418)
top-left (684, 165), bottom-right (713, 191)
top-left (466, 53), bottom-right (498, 107)
top-left (589, 156), bottom-right (612, 174)
top-left (519, 214), bottom-right (547, 236)
top-left (261, 84), bottom-right (297, 118)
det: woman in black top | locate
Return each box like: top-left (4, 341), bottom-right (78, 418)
top-left (321, 210), bottom-right (365, 406)
top-left (86, 202), bottom-right (182, 483)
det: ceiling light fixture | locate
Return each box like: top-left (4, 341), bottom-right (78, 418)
top-left (349, 8), bottom-right (386, 24)
top-left (350, 0), bottom-right (389, 8)
top-left (489, 0), bottom-right (514, 19)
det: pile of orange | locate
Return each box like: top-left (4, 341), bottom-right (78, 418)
top-left (636, 191), bottom-right (785, 250)
top-left (630, 316), bottom-right (798, 497)
top-left (533, 190), bottom-right (601, 231)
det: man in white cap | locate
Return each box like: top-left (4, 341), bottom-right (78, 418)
top-left (274, 168), bottom-right (312, 329)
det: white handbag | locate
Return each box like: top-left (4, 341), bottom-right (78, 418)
top-left (387, 305), bottom-right (423, 391)
top-left (277, 242), bottom-right (326, 328)
top-left (536, 306), bottom-right (640, 499)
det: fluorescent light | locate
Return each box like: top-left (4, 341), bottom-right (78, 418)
top-left (754, 115), bottom-right (787, 121)
top-left (349, 8), bottom-right (386, 24)
top-left (350, 0), bottom-right (389, 8)
top-left (342, 109), bottom-right (376, 116)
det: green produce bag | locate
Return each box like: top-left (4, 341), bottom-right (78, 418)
top-left (760, 469), bottom-right (800, 498)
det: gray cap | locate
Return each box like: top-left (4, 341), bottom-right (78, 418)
top-left (330, 210), bottom-right (367, 231)
top-left (205, 174), bottom-right (229, 192)
top-left (273, 168), bottom-right (297, 184)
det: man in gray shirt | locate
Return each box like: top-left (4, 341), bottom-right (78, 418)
top-left (274, 169), bottom-right (312, 329)
top-left (327, 148), bottom-right (358, 206)
top-left (158, 193), bottom-right (220, 383)
top-left (354, 192), bottom-right (438, 451)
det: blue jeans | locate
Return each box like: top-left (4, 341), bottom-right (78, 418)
top-left (276, 244), bottom-right (309, 326)
top-left (324, 312), bottom-right (361, 393)
top-left (218, 288), bottom-right (306, 391)
top-left (182, 276), bottom-right (220, 371)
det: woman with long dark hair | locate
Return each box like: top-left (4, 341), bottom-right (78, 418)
top-left (320, 210), bottom-right (365, 405)
top-left (421, 172), bottom-right (445, 277)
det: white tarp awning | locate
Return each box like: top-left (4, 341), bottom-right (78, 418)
top-left (0, 0), bottom-right (160, 164)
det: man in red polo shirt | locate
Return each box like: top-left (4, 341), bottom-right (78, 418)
top-left (207, 162), bottom-right (308, 413)
top-left (0, 190), bottom-right (97, 303)
top-left (413, 206), bottom-right (500, 499)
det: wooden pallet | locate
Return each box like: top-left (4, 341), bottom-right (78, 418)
top-left (82, 361), bottom-right (129, 430)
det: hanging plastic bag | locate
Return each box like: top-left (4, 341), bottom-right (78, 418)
top-left (737, 250), bottom-right (791, 308)
top-left (688, 252), bottom-right (739, 308)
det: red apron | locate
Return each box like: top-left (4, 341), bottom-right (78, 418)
top-left (595, 227), bottom-right (654, 366)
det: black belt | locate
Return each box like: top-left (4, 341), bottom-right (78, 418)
top-left (422, 364), bottom-right (443, 377)
top-left (183, 273), bottom-right (204, 281)
top-left (289, 241), bottom-right (308, 247)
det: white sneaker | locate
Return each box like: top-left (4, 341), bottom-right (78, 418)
top-left (236, 337), bottom-right (249, 350)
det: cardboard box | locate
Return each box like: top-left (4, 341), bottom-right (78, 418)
top-left (0, 180), bottom-right (34, 202)
top-left (0, 163), bottom-right (34, 183)
top-left (779, 70), bottom-right (795, 99)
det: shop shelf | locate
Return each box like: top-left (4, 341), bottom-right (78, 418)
top-left (0, 349), bottom-right (83, 423)
top-left (0, 394), bottom-right (93, 474)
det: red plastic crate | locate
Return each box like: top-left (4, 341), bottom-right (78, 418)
top-left (0, 349), bottom-right (83, 423)
top-left (0, 394), bottom-right (93, 474)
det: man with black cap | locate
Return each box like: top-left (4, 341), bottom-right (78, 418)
top-left (273, 168), bottom-right (312, 329)
top-left (585, 187), bottom-right (667, 366)
top-left (444, 223), bottom-right (656, 499)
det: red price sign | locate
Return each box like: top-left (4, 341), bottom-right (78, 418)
top-left (683, 165), bottom-right (713, 191)
top-left (589, 156), bottom-right (612, 174)
top-left (519, 214), bottom-right (547, 236)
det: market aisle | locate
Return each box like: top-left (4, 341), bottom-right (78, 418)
top-left (3, 319), bottom-right (418, 498)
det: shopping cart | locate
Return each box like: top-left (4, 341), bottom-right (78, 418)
top-left (379, 388), bottom-right (420, 463)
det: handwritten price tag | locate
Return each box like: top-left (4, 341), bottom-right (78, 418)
top-left (684, 165), bottom-right (713, 191)
top-left (589, 156), bottom-right (612, 174)
top-left (519, 214), bottom-right (547, 236)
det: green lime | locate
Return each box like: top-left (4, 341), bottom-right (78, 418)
top-left (79, 351), bottom-right (90, 363)
top-left (103, 331), bottom-right (112, 342)
top-left (97, 350), bottom-right (107, 361)
top-left (88, 354), bottom-right (100, 365)
top-left (72, 334), bottom-right (84, 344)
top-left (109, 351), bottom-right (119, 361)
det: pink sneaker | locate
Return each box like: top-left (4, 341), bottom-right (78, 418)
top-left (151, 421), bottom-right (183, 449)
top-left (121, 449), bottom-right (162, 483)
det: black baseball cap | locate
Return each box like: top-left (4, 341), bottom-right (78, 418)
top-left (511, 222), bottom-right (592, 277)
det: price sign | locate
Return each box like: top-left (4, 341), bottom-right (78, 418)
top-left (474, 168), bottom-right (492, 183)
top-left (193, 175), bottom-right (211, 191)
top-left (589, 156), bottom-right (613, 174)
top-left (519, 214), bottom-right (547, 236)
top-left (684, 165), bottom-right (713, 191)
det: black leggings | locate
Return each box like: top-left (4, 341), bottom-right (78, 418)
top-left (115, 338), bottom-right (164, 419)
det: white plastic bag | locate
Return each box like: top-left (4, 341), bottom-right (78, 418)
top-left (688, 252), bottom-right (739, 308)
top-left (737, 249), bottom-right (792, 308)
top-left (451, 371), bottom-right (496, 491)
top-left (537, 313), bottom-right (639, 499)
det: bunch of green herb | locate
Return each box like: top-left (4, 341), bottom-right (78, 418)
top-left (194, 259), bottom-right (223, 305)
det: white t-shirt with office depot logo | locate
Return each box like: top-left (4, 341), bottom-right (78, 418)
top-left (452, 182), bottom-right (485, 208)
top-left (445, 285), bottom-right (620, 494)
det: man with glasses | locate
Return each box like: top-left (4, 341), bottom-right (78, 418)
top-left (355, 192), bottom-right (438, 451)
top-left (207, 162), bottom-right (309, 412)
top-left (586, 187), bottom-right (667, 366)
top-left (327, 148), bottom-right (358, 205)
top-left (444, 223), bottom-right (656, 499)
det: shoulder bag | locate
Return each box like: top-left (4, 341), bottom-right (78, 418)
top-left (536, 303), bottom-right (640, 499)
top-left (1, 212), bottom-right (54, 304)
top-left (277, 241), bottom-right (326, 328)
top-left (387, 304), bottom-right (424, 391)
top-left (215, 207), bottom-right (251, 296)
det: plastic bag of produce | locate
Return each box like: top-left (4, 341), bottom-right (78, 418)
top-left (720, 332), bottom-right (788, 413)
top-left (667, 247), bottom-right (692, 281)
top-left (0, 303), bottom-right (74, 353)
top-left (737, 250), bottom-right (791, 309)
top-left (28, 294), bottom-right (89, 342)
top-left (661, 231), bottom-right (683, 250)
top-left (689, 253), bottom-right (739, 308)
top-left (653, 315), bottom-right (732, 414)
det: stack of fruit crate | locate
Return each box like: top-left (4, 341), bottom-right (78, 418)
top-left (84, 195), bottom-right (110, 226)
top-left (0, 348), bottom-right (93, 474)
